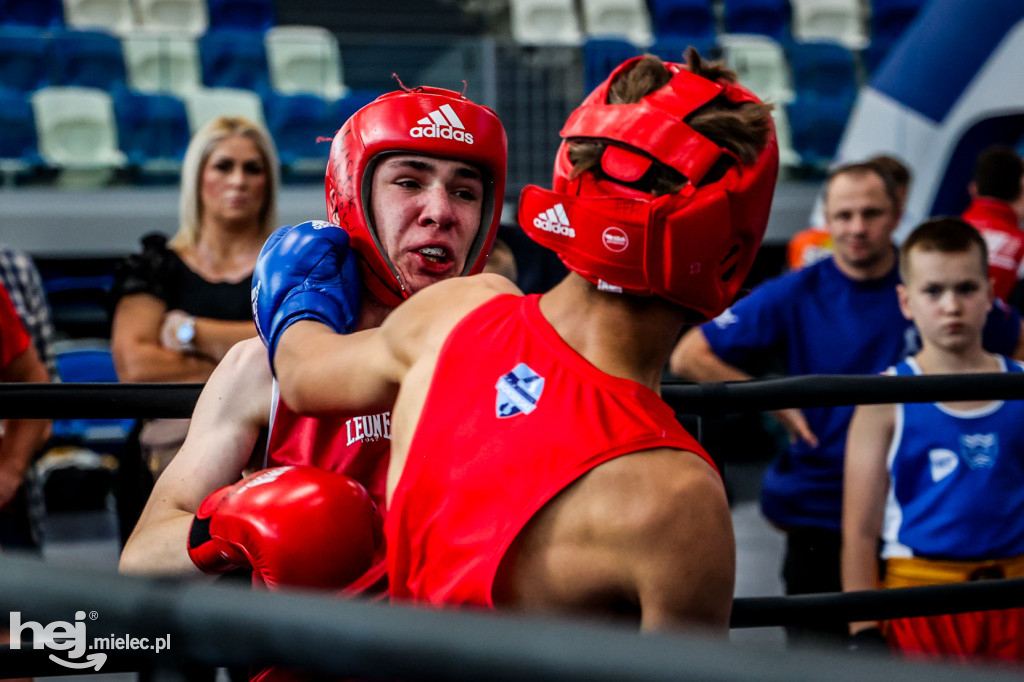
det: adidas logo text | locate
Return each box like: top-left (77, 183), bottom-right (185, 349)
top-left (533, 203), bottom-right (575, 238)
top-left (410, 104), bottom-right (474, 144)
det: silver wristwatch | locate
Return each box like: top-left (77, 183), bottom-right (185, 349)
top-left (176, 315), bottom-right (196, 352)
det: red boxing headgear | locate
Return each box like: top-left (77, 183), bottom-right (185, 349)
top-left (326, 87), bottom-right (508, 307)
top-left (519, 56), bottom-right (779, 321)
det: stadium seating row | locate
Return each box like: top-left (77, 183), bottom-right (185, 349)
top-left (0, 33), bottom-right (858, 184)
top-left (0, 25), bottom-right (348, 100)
top-left (0, 85), bottom-right (376, 186)
top-left (511, 0), bottom-right (927, 56)
top-left (0, 0), bottom-right (273, 36)
top-left (0, 2), bottom-right (908, 182)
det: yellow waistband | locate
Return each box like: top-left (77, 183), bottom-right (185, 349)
top-left (884, 554), bottom-right (1024, 588)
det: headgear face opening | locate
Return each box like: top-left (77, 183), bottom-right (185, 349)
top-left (518, 56), bottom-right (779, 322)
top-left (326, 87), bottom-right (508, 307)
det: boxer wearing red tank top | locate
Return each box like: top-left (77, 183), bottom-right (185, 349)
top-left (273, 50), bottom-right (779, 632)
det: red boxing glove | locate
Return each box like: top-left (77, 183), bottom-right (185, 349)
top-left (187, 466), bottom-right (383, 590)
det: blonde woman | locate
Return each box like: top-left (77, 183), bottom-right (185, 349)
top-left (110, 116), bottom-right (279, 539)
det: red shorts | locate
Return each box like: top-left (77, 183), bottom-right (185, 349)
top-left (884, 556), bottom-right (1024, 662)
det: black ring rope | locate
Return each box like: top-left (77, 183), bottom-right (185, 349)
top-left (730, 577), bottom-right (1024, 628)
top-left (661, 372), bottom-right (1024, 414)
top-left (2, 372), bottom-right (1023, 418)
top-left (0, 556), bottom-right (1018, 682)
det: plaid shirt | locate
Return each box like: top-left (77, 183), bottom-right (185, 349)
top-left (0, 246), bottom-right (57, 380)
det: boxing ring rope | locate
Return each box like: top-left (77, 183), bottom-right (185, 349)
top-left (0, 556), bottom-right (1019, 681)
top-left (4, 371), bottom-right (1023, 418)
top-left (2, 374), bottom-right (1024, 677)
top-left (729, 578), bottom-right (1024, 628)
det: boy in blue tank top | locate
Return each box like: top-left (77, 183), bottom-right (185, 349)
top-left (843, 217), bottom-right (1024, 662)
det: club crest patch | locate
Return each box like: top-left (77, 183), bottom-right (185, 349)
top-left (961, 433), bottom-right (997, 470)
top-left (495, 363), bottom-right (545, 418)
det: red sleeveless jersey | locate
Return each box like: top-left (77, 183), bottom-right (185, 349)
top-left (387, 294), bottom-right (715, 608)
top-left (266, 383), bottom-right (391, 596)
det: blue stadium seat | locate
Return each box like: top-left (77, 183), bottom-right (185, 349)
top-left (583, 37), bottom-right (639, 95)
top-left (206, 0), bottom-right (275, 32)
top-left (786, 39), bottom-right (857, 103)
top-left (332, 90), bottom-right (380, 123)
top-left (262, 91), bottom-right (335, 178)
top-left (1, 0), bottom-right (64, 28)
top-left (50, 28), bottom-right (128, 91)
top-left (786, 92), bottom-right (853, 168)
top-left (52, 344), bottom-right (135, 448)
top-left (41, 270), bottom-right (114, 338)
top-left (784, 40), bottom-right (857, 169)
top-left (112, 89), bottom-right (190, 179)
top-left (0, 26), bottom-right (50, 93)
top-left (0, 90), bottom-right (42, 180)
top-left (723, 0), bottom-right (791, 42)
top-left (199, 29), bottom-right (271, 92)
top-left (647, 0), bottom-right (716, 41)
top-left (647, 35), bottom-right (719, 64)
top-left (261, 89), bottom-right (378, 179)
top-left (55, 345), bottom-right (118, 383)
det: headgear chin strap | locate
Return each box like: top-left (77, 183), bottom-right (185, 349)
top-left (519, 56), bottom-right (779, 321)
top-left (326, 87), bottom-right (508, 308)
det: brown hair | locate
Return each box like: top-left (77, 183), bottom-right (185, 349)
top-left (825, 160), bottom-right (901, 213)
top-left (174, 115), bottom-right (280, 249)
top-left (868, 154), bottom-right (911, 193)
top-left (899, 216), bottom-right (988, 283)
top-left (567, 48), bottom-right (774, 196)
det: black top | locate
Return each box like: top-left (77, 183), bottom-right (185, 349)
top-left (110, 233), bottom-right (252, 321)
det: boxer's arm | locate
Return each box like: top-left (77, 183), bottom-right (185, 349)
top-left (841, 402), bottom-right (893, 634)
top-left (274, 320), bottom-right (401, 417)
top-left (630, 449), bottom-right (735, 633)
top-left (275, 274), bottom-right (519, 416)
top-left (119, 338), bottom-right (272, 576)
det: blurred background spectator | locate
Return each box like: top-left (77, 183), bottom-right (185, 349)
top-left (961, 145), bottom-right (1024, 303)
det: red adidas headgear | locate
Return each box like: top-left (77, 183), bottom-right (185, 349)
top-left (326, 87), bottom-right (508, 307)
top-left (519, 56), bottom-right (779, 321)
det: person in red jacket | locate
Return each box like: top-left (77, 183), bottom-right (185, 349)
top-left (962, 145), bottom-right (1024, 301)
top-left (267, 49), bottom-right (778, 632)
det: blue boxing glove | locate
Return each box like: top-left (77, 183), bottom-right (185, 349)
top-left (251, 221), bottom-right (361, 369)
